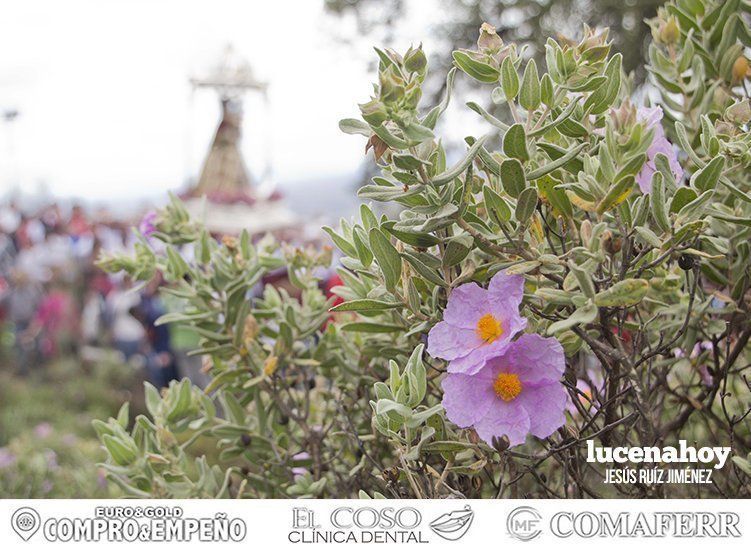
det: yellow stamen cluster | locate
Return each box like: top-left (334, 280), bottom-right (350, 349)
top-left (476, 313), bottom-right (503, 343)
top-left (493, 372), bottom-right (522, 402)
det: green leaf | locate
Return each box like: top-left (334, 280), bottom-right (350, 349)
top-left (357, 183), bottom-right (426, 203)
top-left (103, 435), bottom-right (137, 466)
top-left (547, 301), bottom-right (598, 335)
top-left (322, 226), bottom-right (358, 259)
top-left (596, 175), bottom-right (635, 214)
top-left (669, 187), bottom-right (698, 214)
top-left (650, 172), bottom-right (670, 234)
top-left (500, 158), bottom-right (526, 197)
top-left (452, 50), bottom-right (500, 83)
top-left (466, 102), bottom-right (510, 131)
top-left (352, 227), bottom-right (373, 267)
top-left (442, 234), bottom-right (474, 267)
top-left (144, 382), bottom-right (161, 419)
top-left (535, 288), bottom-right (575, 305)
top-left (691, 156), bottom-right (725, 193)
top-left (331, 299), bottom-right (403, 313)
top-left (432, 134), bottom-right (490, 186)
top-left (537, 176), bottom-right (573, 219)
top-left (341, 322), bottom-right (404, 333)
top-left (515, 187), bottom-right (538, 223)
top-left (503, 123), bottom-right (529, 161)
top-left (167, 379), bottom-right (193, 422)
top-left (402, 251), bottom-right (448, 287)
top-left (339, 118), bottom-right (371, 136)
top-left (500, 56), bottom-right (519, 101)
top-left (369, 228), bottom-right (402, 292)
top-left (583, 53), bottom-right (622, 115)
top-left (384, 225), bottom-right (441, 248)
top-left (594, 279), bottom-right (649, 307)
top-left (634, 225), bottom-right (662, 248)
top-left (569, 260), bottom-right (596, 299)
top-left (540, 73), bottom-right (554, 107)
top-left (527, 142), bottom-right (587, 180)
top-left (483, 185), bottom-right (512, 226)
top-left (519, 59), bottom-right (541, 111)
top-left (393, 153), bottom-right (430, 171)
top-left (116, 402), bottom-right (129, 428)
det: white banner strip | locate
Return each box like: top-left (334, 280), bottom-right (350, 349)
top-left (0, 499), bottom-right (747, 544)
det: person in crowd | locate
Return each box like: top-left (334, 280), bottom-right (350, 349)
top-left (106, 277), bottom-right (145, 362)
top-left (132, 273), bottom-right (180, 388)
top-left (25, 273), bottom-right (78, 360)
top-left (5, 269), bottom-right (42, 372)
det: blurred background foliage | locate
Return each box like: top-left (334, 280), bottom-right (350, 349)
top-left (325, 0), bottom-right (663, 97)
top-left (0, 357), bottom-right (143, 498)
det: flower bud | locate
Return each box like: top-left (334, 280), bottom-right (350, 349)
top-left (580, 219), bottom-right (593, 247)
top-left (732, 55), bottom-right (749, 83)
top-left (491, 434), bottom-right (510, 452)
top-left (678, 253), bottom-right (695, 271)
top-left (477, 22), bottom-right (503, 54)
top-left (359, 99), bottom-right (388, 126)
top-left (660, 16), bottom-right (680, 45)
top-left (222, 235), bottom-right (238, 250)
top-left (379, 66), bottom-right (405, 104)
top-left (404, 44), bottom-right (427, 74)
top-left (726, 99), bottom-right (751, 125)
top-left (243, 314), bottom-right (260, 343)
top-left (263, 355), bottom-right (278, 376)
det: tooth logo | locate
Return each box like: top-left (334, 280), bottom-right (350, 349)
top-left (429, 505), bottom-right (474, 541)
top-left (11, 507), bottom-right (41, 541)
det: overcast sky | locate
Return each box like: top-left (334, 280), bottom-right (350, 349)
top-left (0, 0), bottom-right (405, 202)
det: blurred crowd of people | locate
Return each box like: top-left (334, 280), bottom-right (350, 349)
top-left (0, 201), bottom-right (184, 388)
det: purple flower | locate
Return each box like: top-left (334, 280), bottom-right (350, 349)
top-left (698, 365), bottom-right (713, 387)
top-left (566, 370), bottom-right (603, 416)
top-left (291, 452), bottom-right (311, 476)
top-left (139, 211), bottom-right (158, 237)
top-left (34, 422), bottom-right (53, 439)
top-left (428, 272), bottom-right (528, 375)
top-left (0, 447), bottom-right (16, 469)
top-left (635, 106), bottom-right (683, 194)
top-left (441, 334), bottom-right (567, 446)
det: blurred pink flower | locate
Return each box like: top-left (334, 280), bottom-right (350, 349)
top-left (0, 447), bottom-right (16, 469)
top-left (635, 106), bottom-right (683, 194)
top-left (565, 365), bottom-right (604, 416)
top-left (441, 334), bottom-right (566, 446)
top-left (291, 452), bottom-right (311, 476)
top-left (428, 272), bottom-right (527, 375)
top-left (34, 422), bottom-right (53, 439)
top-left (139, 211), bottom-right (158, 237)
top-left (698, 365), bottom-right (713, 387)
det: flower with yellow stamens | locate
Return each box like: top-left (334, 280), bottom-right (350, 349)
top-left (427, 272), bottom-right (527, 375)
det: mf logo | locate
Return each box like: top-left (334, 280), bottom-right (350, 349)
top-left (506, 506), bottom-right (542, 541)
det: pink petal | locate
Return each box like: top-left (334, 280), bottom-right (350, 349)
top-left (498, 334), bottom-right (565, 385)
top-left (446, 347), bottom-right (496, 375)
top-left (473, 400), bottom-right (531, 446)
top-left (441, 372), bottom-right (495, 427)
top-left (487, 272), bottom-right (525, 317)
top-left (427, 321), bottom-right (483, 362)
top-left (443, 282), bottom-right (488, 327)
top-left (517, 382), bottom-right (567, 439)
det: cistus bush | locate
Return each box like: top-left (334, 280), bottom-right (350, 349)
top-left (96, 0), bottom-right (751, 498)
